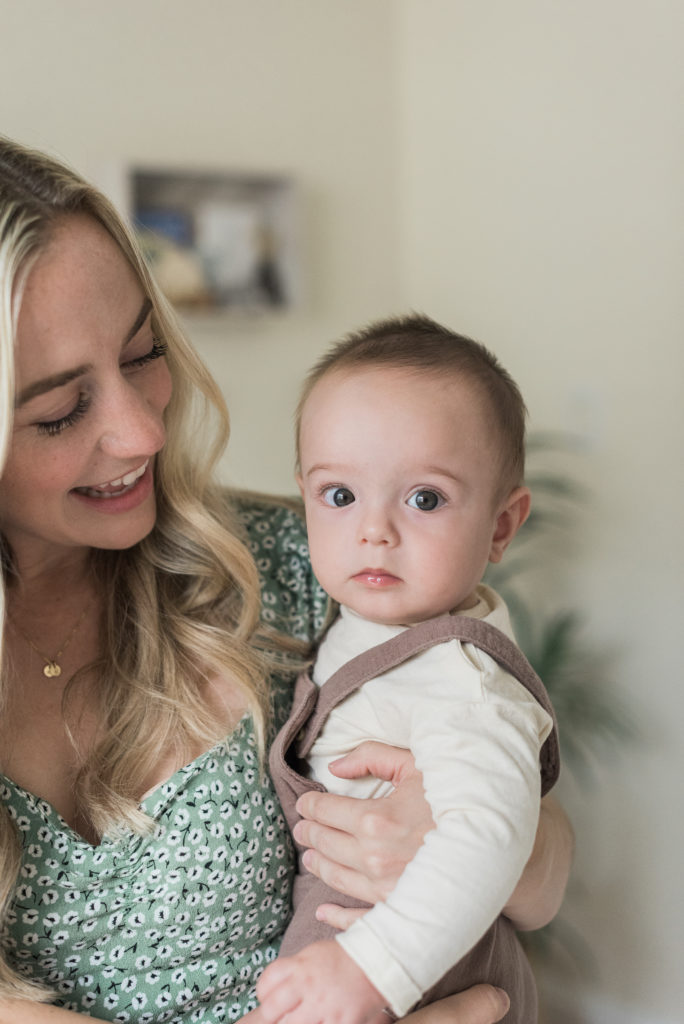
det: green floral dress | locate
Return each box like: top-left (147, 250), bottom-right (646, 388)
top-left (0, 500), bottom-right (327, 1022)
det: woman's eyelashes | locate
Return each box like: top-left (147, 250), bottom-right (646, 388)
top-left (34, 337), bottom-right (168, 437)
top-left (123, 336), bottom-right (168, 370)
top-left (36, 394), bottom-right (91, 436)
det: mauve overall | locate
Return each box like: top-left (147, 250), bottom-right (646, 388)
top-left (269, 614), bottom-right (560, 1023)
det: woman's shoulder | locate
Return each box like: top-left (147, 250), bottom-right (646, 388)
top-left (231, 489), bottom-right (308, 543)
top-left (227, 489), bottom-right (328, 644)
top-left (230, 489), bottom-right (310, 573)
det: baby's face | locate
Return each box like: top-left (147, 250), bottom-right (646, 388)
top-left (297, 366), bottom-right (528, 625)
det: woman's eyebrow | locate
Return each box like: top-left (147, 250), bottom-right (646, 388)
top-left (124, 298), bottom-right (153, 345)
top-left (16, 364), bottom-right (91, 407)
top-left (15, 299), bottom-right (153, 408)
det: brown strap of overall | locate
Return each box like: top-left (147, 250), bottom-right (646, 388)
top-left (297, 613), bottom-right (560, 795)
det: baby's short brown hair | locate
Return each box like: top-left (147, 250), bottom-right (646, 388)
top-left (296, 313), bottom-right (527, 502)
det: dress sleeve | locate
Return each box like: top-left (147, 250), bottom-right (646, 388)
top-left (236, 495), bottom-right (329, 729)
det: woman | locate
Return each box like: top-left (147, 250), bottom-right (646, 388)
top-left (0, 137), bottom-right (571, 1023)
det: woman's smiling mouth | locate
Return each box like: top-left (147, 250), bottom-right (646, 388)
top-left (74, 459), bottom-right (149, 499)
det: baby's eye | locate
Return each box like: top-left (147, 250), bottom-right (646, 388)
top-left (322, 486), bottom-right (355, 508)
top-left (407, 489), bottom-right (443, 512)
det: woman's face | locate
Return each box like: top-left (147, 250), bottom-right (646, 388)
top-left (0, 213), bottom-right (172, 575)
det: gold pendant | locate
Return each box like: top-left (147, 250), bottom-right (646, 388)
top-left (43, 662), bottom-right (62, 678)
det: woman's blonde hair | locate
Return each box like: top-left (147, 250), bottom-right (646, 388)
top-left (0, 137), bottom-right (284, 1000)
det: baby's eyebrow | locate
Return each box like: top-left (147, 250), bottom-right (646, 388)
top-left (305, 463), bottom-right (346, 477)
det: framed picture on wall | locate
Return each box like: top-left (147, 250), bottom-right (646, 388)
top-left (108, 166), bottom-right (301, 314)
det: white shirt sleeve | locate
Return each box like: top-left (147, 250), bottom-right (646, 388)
top-left (334, 640), bottom-right (552, 1015)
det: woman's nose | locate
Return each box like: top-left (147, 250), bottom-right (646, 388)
top-left (97, 381), bottom-right (166, 458)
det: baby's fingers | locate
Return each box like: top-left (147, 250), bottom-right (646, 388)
top-left (256, 961), bottom-right (300, 1023)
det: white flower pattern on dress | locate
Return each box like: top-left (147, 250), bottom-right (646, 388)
top-left (1, 501), bottom-right (327, 1022)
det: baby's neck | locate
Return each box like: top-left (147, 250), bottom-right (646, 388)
top-left (452, 590), bottom-right (480, 613)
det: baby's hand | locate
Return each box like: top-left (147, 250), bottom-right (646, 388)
top-left (256, 939), bottom-right (386, 1024)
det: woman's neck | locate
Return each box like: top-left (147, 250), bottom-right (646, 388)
top-left (7, 549), bottom-right (95, 611)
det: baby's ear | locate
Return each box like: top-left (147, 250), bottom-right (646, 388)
top-left (489, 486), bottom-right (531, 564)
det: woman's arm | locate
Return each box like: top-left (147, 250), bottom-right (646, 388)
top-left (502, 793), bottom-right (574, 931)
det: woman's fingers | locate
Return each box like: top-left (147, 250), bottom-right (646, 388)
top-left (296, 800), bottom-right (414, 902)
top-left (295, 745), bottom-right (435, 906)
top-left (292, 814), bottom-right (362, 866)
top-left (296, 788), bottom-right (370, 831)
top-left (402, 986), bottom-right (510, 1024)
top-left (327, 742), bottom-right (417, 785)
top-left (314, 903), bottom-right (368, 931)
top-left (300, 847), bottom-right (378, 904)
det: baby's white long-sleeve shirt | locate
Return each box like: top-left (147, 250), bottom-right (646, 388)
top-left (308, 585), bottom-right (552, 1016)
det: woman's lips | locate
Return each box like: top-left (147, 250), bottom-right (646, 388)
top-left (74, 459), bottom-right (149, 499)
top-left (70, 459), bottom-right (154, 513)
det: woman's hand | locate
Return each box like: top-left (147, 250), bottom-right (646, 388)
top-left (401, 987), bottom-right (510, 1024)
top-left (294, 744), bottom-right (573, 933)
top-left (292, 743), bottom-right (432, 906)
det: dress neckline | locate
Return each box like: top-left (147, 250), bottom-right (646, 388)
top-left (0, 712), bottom-right (251, 848)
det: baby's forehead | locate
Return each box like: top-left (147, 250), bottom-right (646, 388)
top-left (300, 366), bottom-right (499, 457)
top-left (306, 362), bottom-right (485, 410)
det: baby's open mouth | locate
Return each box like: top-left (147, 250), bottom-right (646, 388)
top-left (74, 459), bottom-right (149, 498)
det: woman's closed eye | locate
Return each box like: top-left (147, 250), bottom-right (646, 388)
top-left (122, 336), bottom-right (168, 371)
top-left (36, 393), bottom-right (91, 437)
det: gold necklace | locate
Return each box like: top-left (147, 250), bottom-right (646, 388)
top-left (9, 606), bottom-right (88, 678)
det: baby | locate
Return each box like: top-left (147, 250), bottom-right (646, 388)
top-left (258, 315), bottom-right (559, 1024)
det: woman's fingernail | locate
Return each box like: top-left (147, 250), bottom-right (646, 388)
top-left (301, 849), bottom-right (313, 868)
top-left (494, 987), bottom-right (511, 1010)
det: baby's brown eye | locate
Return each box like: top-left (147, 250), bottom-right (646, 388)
top-left (407, 490), bottom-right (442, 511)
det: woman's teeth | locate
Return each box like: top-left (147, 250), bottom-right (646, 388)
top-left (76, 460), bottom-right (149, 498)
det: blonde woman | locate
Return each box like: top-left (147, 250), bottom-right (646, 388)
top-left (0, 137), bottom-right (572, 1024)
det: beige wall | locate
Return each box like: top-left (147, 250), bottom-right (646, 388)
top-left (397, 2), bottom-right (683, 1021)
top-left (2, 1), bottom-right (682, 1020)
top-left (1, 0), bottom-right (401, 493)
